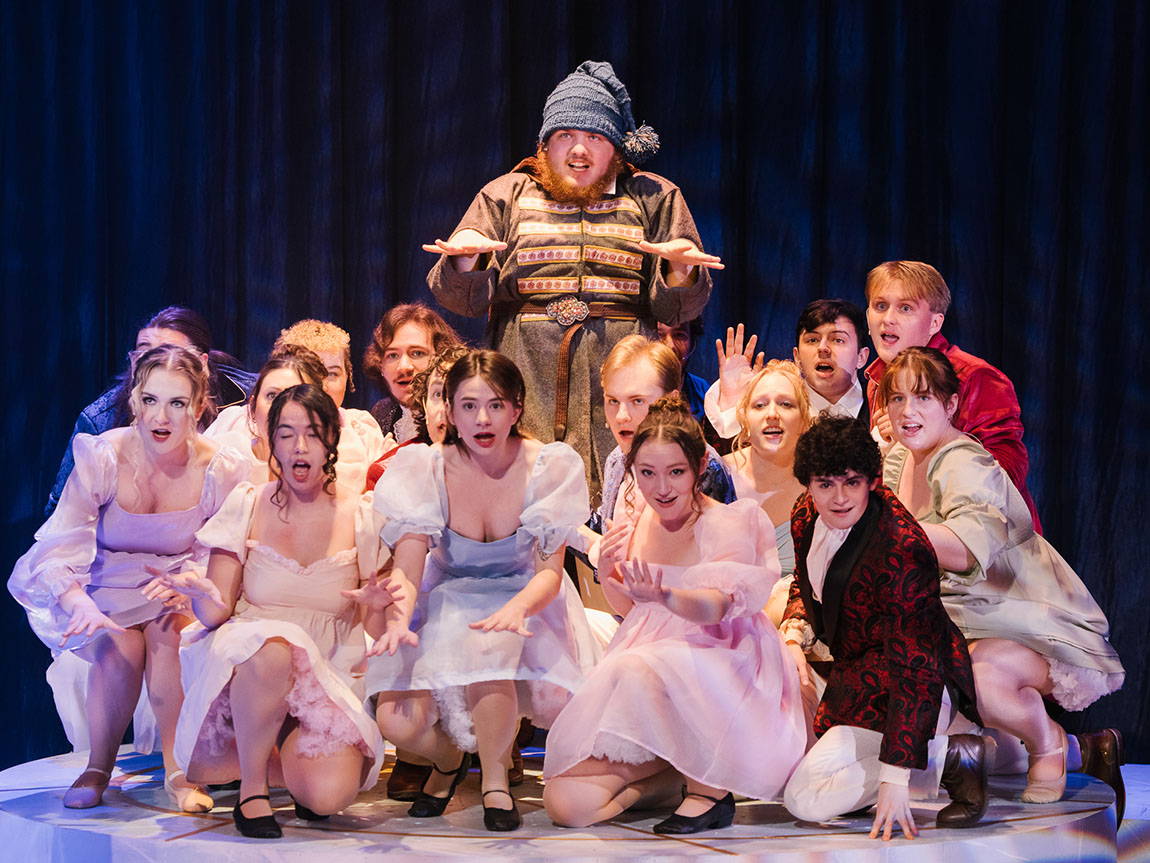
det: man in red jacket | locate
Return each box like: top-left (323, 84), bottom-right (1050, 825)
top-left (863, 261), bottom-right (1041, 532)
top-left (782, 416), bottom-right (988, 840)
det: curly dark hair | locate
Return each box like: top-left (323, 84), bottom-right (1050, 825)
top-left (266, 384), bottom-right (341, 510)
top-left (621, 395), bottom-right (707, 519)
top-left (792, 414), bottom-right (882, 485)
top-left (362, 303), bottom-right (461, 394)
top-left (409, 343), bottom-right (471, 443)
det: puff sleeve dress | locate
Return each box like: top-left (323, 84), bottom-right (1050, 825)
top-left (174, 483), bottom-right (387, 788)
top-left (542, 499), bottom-right (807, 800)
top-left (364, 442), bottom-right (597, 753)
top-left (884, 436), bottom-right (1124, 710)
top-left (8, 434), bottom-right (250, 651)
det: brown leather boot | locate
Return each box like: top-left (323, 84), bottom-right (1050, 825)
top-left (937, 734), bottom-right (988, 828)
top-left (508, 744), bottom-right (524, 787)
top-left (1076, 729), bottom-right (1125, 826)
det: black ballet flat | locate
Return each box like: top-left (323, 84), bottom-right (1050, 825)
top-left (482, 789), bottom-right (521, 832)
top-left (293, 798), bottom-right (329, 821)
top-left (407, 753), bottom-right (472, 818)
top-left (233, 794), bottom-right (282, 839)
top-left (652, 792), bottom-right (735, 834)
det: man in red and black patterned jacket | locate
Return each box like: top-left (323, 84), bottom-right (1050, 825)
top-left (781, 415), bottom-right (987, 841)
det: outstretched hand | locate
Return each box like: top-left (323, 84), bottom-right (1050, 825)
top-left (340, 569), bottom-right (406, 613)
top-left (614, 560), bottom-right (669, 607)
top-left (869, 782), bottom-right (917, 841)
top-left (367, 620), bottom-right (420, 657)
top-left (715, 324), bottom-right (764, 408)
top-left (469, 601), bottom-right (532, 638)
top-left (60, 592), bottom-right (127, 647)
top-left (598, 517), bottom-right (634, 579)
top-left (421, 229), bottom-right (507, 257)
top-left (141, 566), bottom-right (225, 609)
top-left (638, 238), bottom-right (723, 270)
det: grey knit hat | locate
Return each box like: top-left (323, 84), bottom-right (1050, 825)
top-left (538, 60), bottom-right (660, 164)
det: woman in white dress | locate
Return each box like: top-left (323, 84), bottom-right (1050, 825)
top-left (880, 347), bottom-right (1124, 805)
top-left (154, 384), bottom-right (386, 838)
top-left (9, 345), bottom-right (248, 811)
top-left (360, 350), bottom-right (593, 831)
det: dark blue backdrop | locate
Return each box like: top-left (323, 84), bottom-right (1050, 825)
top-left (2, 0), bottom-right (1148, 769)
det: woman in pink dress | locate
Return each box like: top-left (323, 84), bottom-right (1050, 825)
top-left (156, 384), bottom-right (387, 839)
top-left (542, 397), bottom-right (807, 833)
top-left (9, 345), bottom-right (249, 812)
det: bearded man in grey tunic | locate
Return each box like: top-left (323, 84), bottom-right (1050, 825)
top-left (425, 61), bottom-right (721, 505)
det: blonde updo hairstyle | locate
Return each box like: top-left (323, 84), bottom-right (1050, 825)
top-left (621, 395), bottom-right (707, 519)
top-left (128, 344), bottom-right (211, 434)
top-left (731, 359), bottom-right (812, 460)
top-left (599, 333), bottom-right (681, 395)
top-left (274, 319), bottom-right (355, 394)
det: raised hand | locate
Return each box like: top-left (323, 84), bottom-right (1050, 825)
top-left (469, 601), bottom-right (532, 637)
top-left (869, 781), bottom-right (918, 841)
top-left (142, 566), bottom-right (226, 609)
top-left (616, 560), bottom-right (669, 606)
top-left (60, 591), bottom-right (127, 646)
top-left (341, 569), bottom-right (406, 613)
top-left (714, 324), bottom-right (764, 409)
top-left (421, 229), bottom-right (507, 257)
top-left (598, 517), bottom-right (634, 579)
top-left (872, 406), bottom-right (894, 444)
top-left (638, 238), bottom-right (724, 270)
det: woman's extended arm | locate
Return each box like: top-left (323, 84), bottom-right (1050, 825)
top-left (469, 540), bottom-right (567, 637)
top-left (613, 559), bottom-right (732, 625)
top-left (919, 522), bottom-right (975, 572)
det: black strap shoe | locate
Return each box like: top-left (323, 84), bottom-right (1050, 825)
top-left (408, 753), bottom-right (472, 818)
top-left (482, 789), bottom-right (522, 831)
top-left (938, 734), bottom-right (988, 828)
top-left (653, 792), bottom-right (735, 834)
top-left (233, 794), bottom-right (282, 839)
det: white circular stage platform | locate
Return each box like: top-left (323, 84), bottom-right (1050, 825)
top-left (0, 748), bottom-right (1119, 862)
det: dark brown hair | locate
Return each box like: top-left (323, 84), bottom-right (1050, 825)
top-left (622, 395), bottom-right (707, 519)
top-left (410, 343), bottom-right (471, 443)
top-left (442, 350), bottom-right (528, 449)
top-left (876, 346), bottom-right (960, 409)
top-left (362, 303), bottom-right (461, 393)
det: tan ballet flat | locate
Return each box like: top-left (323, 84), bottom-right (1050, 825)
top-left (1022, 725), bottom-right (1067, 804)
top-left (63, 767), bottom-right (111, 809)
top-left (165, 769), bottom-right (213, 813)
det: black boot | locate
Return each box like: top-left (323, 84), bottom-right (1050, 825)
top-left (937, 734), bottom-right (988, 828)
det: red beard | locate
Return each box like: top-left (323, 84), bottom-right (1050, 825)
top-left (532, 149), bottom-right (625, 207)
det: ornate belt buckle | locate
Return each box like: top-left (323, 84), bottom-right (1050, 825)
top-left (545, 296), bottom-right (590, 326)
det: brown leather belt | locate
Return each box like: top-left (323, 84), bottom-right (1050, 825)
top-left (491, 297), bottom-right (645, 440)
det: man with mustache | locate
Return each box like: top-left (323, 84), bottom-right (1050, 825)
top-left (425, 61), bottom-right (720, 503)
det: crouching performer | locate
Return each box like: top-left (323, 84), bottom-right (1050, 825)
top-left (781, 415), bottom-right (987, 840)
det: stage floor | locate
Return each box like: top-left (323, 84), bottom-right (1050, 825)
top-left (0, 748), bottom-right (1136, 862)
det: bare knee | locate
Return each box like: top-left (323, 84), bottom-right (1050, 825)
top-left (543, 777), bottom-right (608, 828)
top-left (237, 640), bottom-right (292, 681)
top-left (291, 769), bottom-right (361, 816)
top-left (376, 697), bottom-right (432, 749)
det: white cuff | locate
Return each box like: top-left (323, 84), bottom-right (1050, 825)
top-left (703, 381), bottom-right (741, 439)
top-left (878, 763), bottom-right (911, 787)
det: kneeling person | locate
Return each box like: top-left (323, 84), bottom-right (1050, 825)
top-left (781, 415), bottom-right (987, 840)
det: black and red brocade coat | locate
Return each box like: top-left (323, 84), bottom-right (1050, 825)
top-left (784, 485), bottom-right (980, 770)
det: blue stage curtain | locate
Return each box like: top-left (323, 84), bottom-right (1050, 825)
top-left (2, 0), bottom-right (1147, 767)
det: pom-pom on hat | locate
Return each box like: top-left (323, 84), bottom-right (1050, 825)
top-left (539, 60), bottom-right (660, 164)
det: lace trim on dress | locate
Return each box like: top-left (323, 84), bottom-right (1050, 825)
top-left (1047, 657), bottom-right (1124, 712)
top-left (430, 680), bottom-right (573, 754)
top-left (197, 646), bottom-right (371, 759)
top-left (588, 731), bottom-right (656, 765)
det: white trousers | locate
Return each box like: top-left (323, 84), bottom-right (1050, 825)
top-left (784, 691), bottom-right (953, 822)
